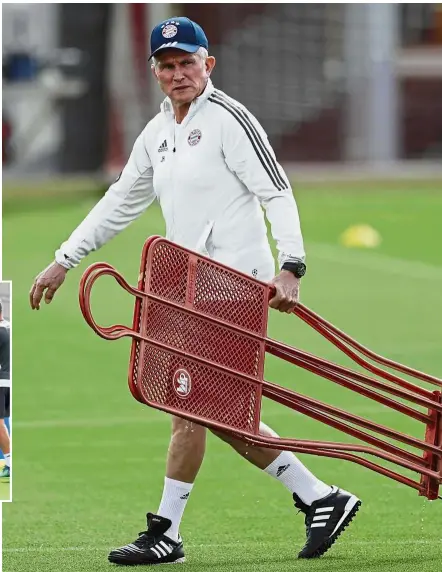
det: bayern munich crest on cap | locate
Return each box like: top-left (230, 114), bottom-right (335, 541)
top-left (188, 129), bottom-right (202, 146)
top-left (150, 17), bottom-right (208, 60)
top-left (173, 368), bottom-right (192, 398)
top-left (162, 23), bottom-right (178, 39)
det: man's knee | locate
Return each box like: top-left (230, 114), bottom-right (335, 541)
top-left (171, 416), bottom-right (206, 442)
top-left (210, 427), bottom-right (238, 445)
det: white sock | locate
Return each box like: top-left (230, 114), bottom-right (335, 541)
top-left (264, 450), bottom-right (332, 505)
top-left (157, 477), bottom-right (194, 541)
top-left (4, 454), bottom-right (10, 468)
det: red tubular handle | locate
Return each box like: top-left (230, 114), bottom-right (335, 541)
top-left (268, 287), bottom-right (441, 399)
top-left (269, 285), bottom-right (441, 387)
top-left (294, 302), bottom-right (442, 387)
top-left (262, 383), bottom-right (439, 464)
top-left (79, 262), bottom-right (148, 341)
top-left (266, 340), bottom-right (441, 415)
top-left (237, 435), bottom-right (431, 495)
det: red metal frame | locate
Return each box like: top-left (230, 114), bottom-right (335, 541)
top-left (79, 236), bottom-right (442, 500)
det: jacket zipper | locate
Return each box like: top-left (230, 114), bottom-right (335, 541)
top-left (169, 121), bottom-right (177, 241)
top-left (168, 102), bottom-right (200, 243)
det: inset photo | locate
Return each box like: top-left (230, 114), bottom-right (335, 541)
top-left (0, 282), bottom-right (11, 502)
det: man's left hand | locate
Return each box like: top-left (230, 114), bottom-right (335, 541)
top-left (269, 270), bottom-right (300, 313)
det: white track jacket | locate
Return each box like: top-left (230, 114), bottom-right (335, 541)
top-left (55, 80), bottom-right (305, 281)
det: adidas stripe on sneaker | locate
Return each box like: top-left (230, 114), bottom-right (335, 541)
top-left (294, 486), bottom-right (361, 558)
top-left (108, 513), bottom-right (185, 565)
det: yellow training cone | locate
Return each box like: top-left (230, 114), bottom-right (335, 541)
top-left (340, 224), bottom-right (382, 248)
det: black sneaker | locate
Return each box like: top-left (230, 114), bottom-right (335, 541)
top-left (108, 513), bottom-right (185, 565)
top-left (294, 486), bottom-right (361, 559)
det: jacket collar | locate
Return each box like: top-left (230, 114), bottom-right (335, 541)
top-left (160, 79), bottom-right (215, 121)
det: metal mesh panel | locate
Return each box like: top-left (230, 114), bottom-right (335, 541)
top-left (137, 344), bottom-right (260, 432)
top-left (130, 252), bottom-right (150, 399)
top-left (148, 243), bottom-right (189, 304)
top-left (131, 338), bottom-right (141, 398)
top-left (193, 258), bottom-right (268, 335)
top-left (142, 300), bottom-right (263, 377)
top-left (129, 239), bottom-right (268, 431)
top-left (145, 241), bottom-right (268, 335)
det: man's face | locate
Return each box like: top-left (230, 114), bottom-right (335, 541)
top-left (152, 49), bottom-right (216, 105)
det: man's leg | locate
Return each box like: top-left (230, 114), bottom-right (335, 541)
top-left (155, 416), bottom-right (206, 540)
top-left (211, 421), bottom-right (331, 504)
top-left (156, 417), bottom-right (328, 537)
top-left (108, 416), bottom-right (206, 565)
top-left (109, 409), bottom-right (358, 565)
top-left (211, 420), bottom-right (361, 559)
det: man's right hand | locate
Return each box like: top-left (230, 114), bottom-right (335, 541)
top-left (29, 262), bottom-right (68, 310)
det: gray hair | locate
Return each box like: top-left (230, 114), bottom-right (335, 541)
top-left (151, 47), bottom-right (208, 68)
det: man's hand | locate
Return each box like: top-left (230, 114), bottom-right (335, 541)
top-left (29, 262), bottom-right (68, 310)
top-left (269, 270), bottom-right (300, 313)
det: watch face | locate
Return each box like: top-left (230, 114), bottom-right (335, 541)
top-left (296, 264), bottom-right (306, 278)
top-left (282, 261), bottom-right (307, 278)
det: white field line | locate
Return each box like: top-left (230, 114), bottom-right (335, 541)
top-left (308, 242), bottom-right (442, 281)
top-left (13, 416), bottom-right (169, 429)
top-left (3, 539), bottom-right (440, 553)
top-left (14, 403), bottom-right (405, 431)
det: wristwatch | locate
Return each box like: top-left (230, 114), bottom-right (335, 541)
top-left (281, 260), bottom-right (307, 278)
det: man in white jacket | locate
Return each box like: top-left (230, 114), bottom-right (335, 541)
top-left (30, 16), bottom-right (360, 565)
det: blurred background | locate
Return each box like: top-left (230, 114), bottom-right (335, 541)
top-left (2, 3), bottom-right (442, 185)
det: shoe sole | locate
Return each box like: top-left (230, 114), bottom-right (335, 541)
top-left (108, 556), bottom-right (186, 566)
top-left (298, 495), bottom-right (362, 559)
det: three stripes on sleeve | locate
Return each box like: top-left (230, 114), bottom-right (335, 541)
top-left (208, 90), bottom-right (288, 192)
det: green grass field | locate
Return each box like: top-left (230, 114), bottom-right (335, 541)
top-left (2, 182), bottom-right (442, 571)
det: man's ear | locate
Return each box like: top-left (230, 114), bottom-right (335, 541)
top-left (205, 56), bottom-right (216, 77)
top-left (151, 64), bottom-right (158, 81)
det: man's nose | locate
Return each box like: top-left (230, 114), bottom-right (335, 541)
top-left (173, 67), bottom-right (185, 81)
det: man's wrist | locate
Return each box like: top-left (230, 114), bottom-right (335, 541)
top-left (55, 249), bottom-right (74, 270)
top-left (55, 261), bottom-right (70, 272)
top-left (281, 260), bottom-right (306, 278)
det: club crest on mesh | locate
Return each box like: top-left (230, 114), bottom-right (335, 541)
top-left (188, 129), bottom-right (202, 146)
top-left (173, 369), bottom-right (192, 398)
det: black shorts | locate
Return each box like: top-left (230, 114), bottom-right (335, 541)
top-left (0, 388), bottom-right (10, 419)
